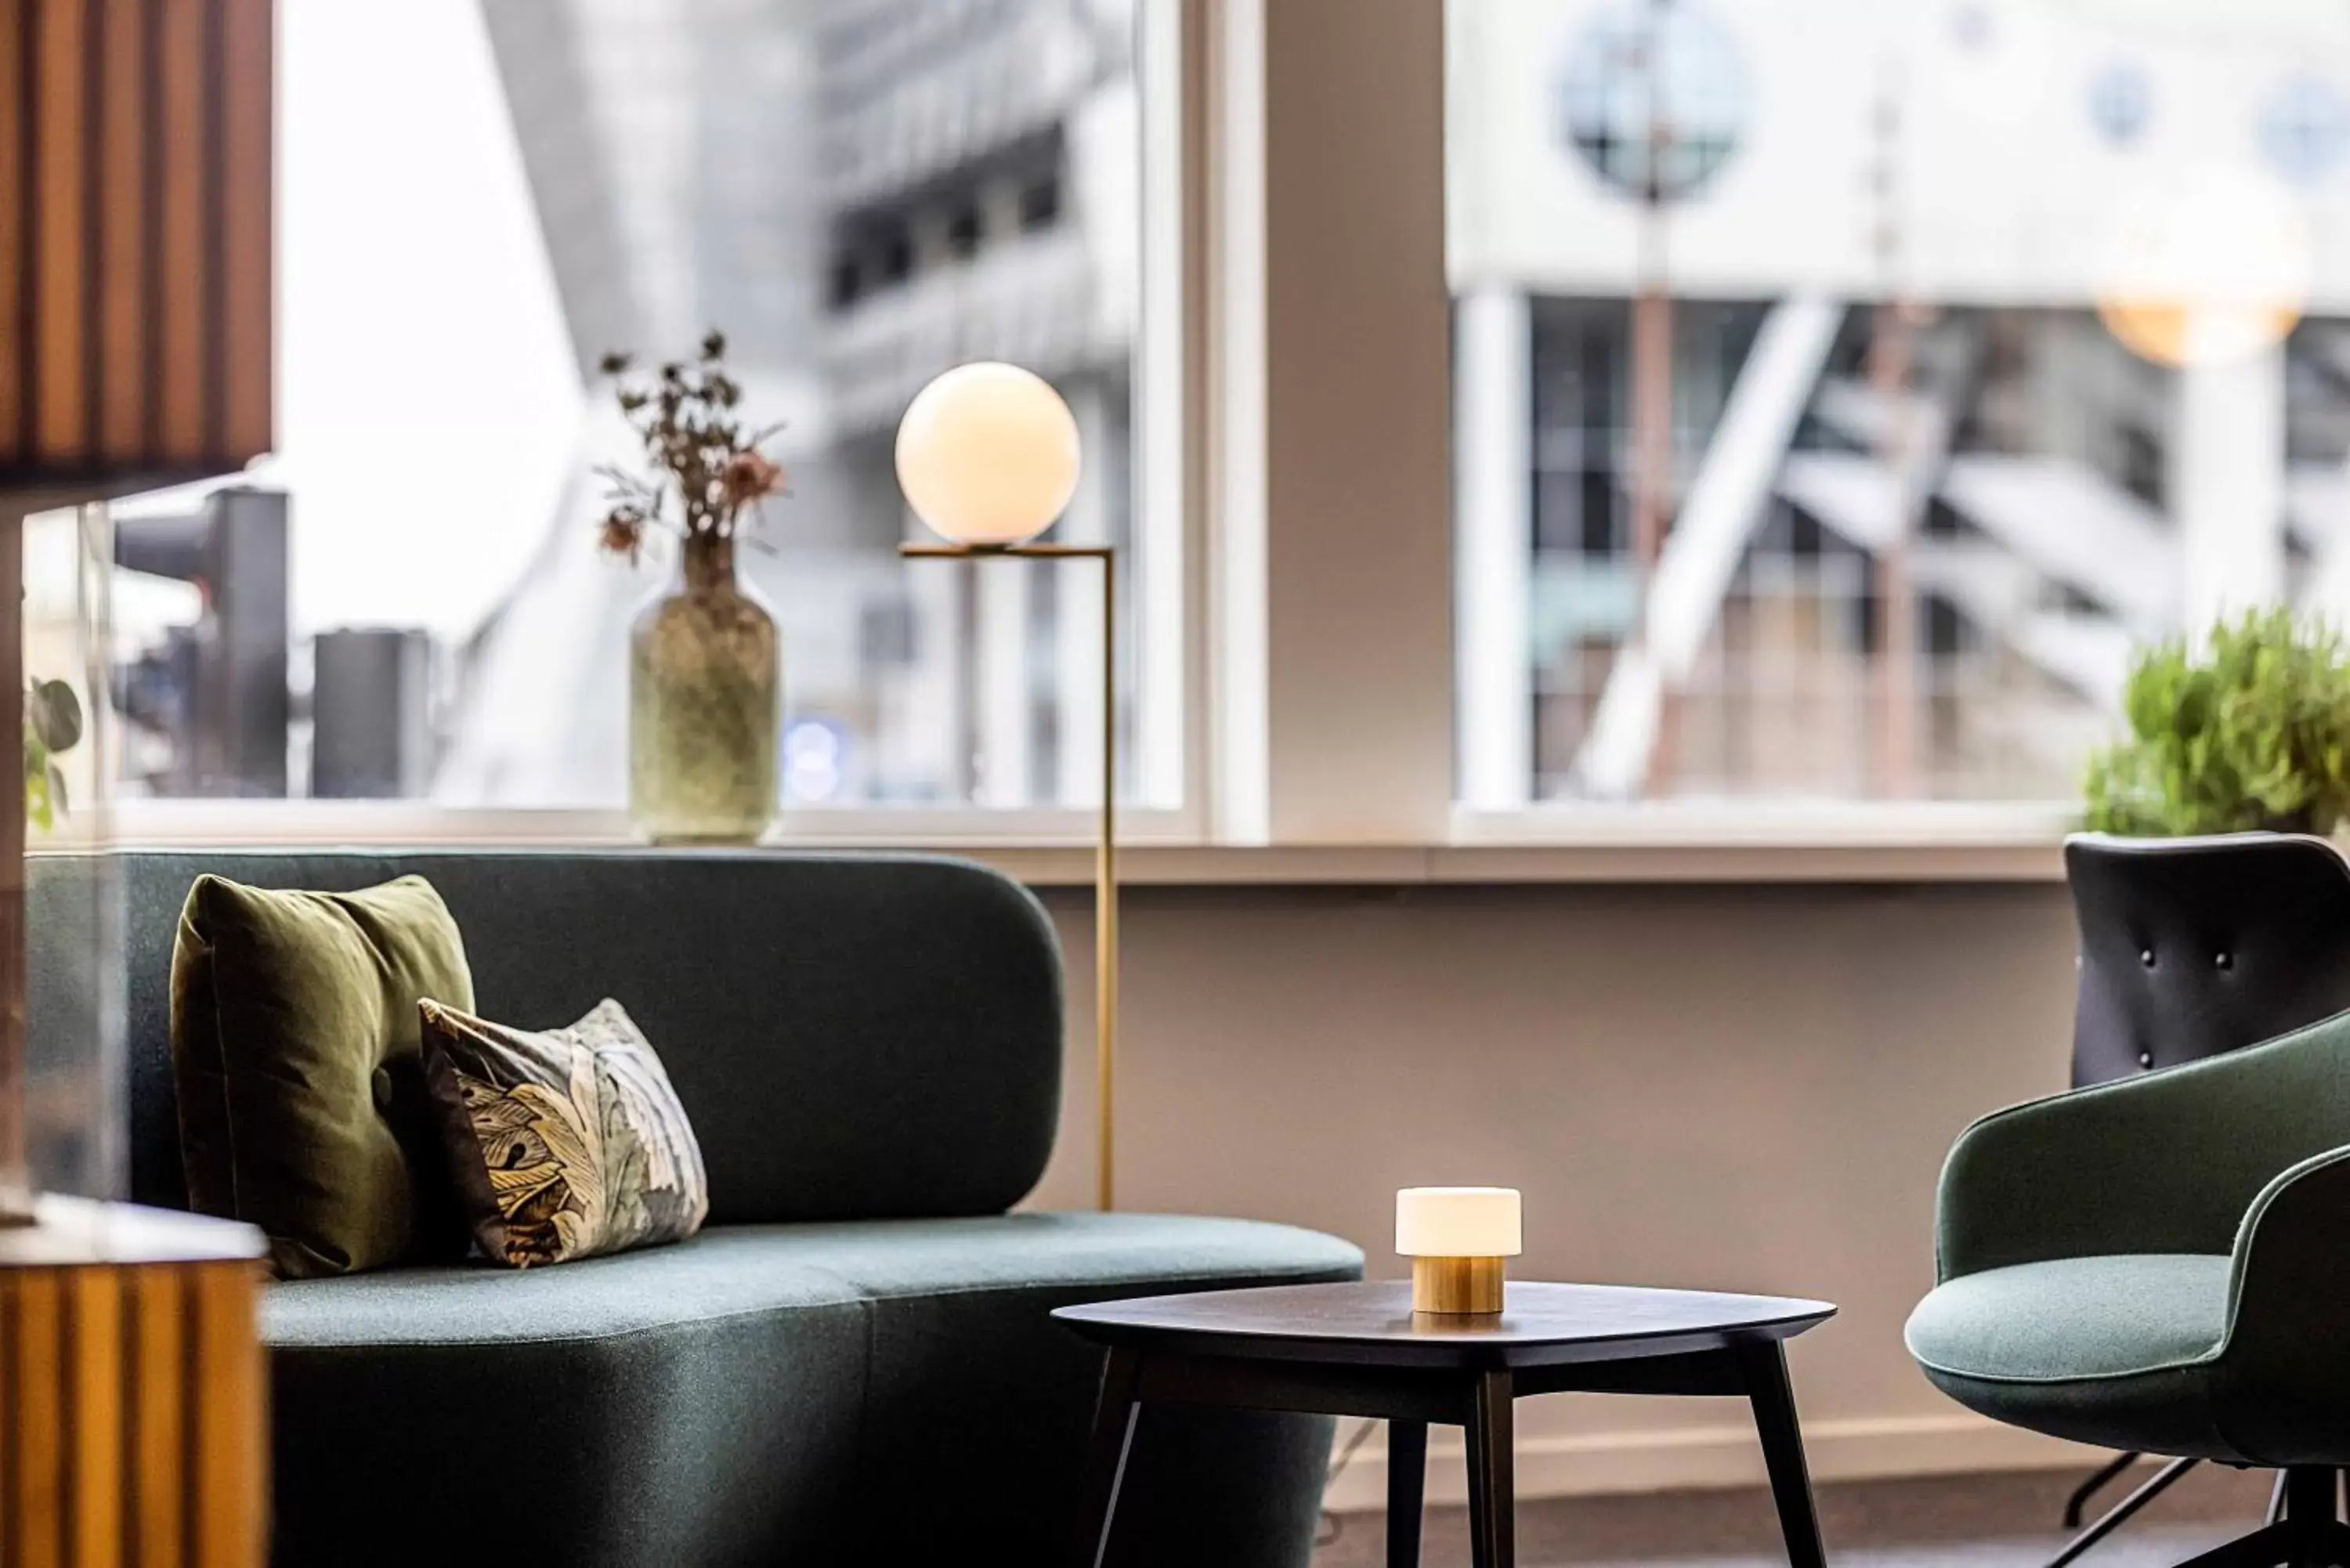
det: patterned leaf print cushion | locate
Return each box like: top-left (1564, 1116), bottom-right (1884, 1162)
top-left (418, 998), bottom-right (710, 1268)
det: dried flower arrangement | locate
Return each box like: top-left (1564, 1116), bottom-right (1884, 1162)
top-left (594, 330), bottom-right (786, 565)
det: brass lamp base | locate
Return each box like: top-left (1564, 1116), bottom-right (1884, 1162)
top-left (1412, 1255), bottom-right (1506, 1315)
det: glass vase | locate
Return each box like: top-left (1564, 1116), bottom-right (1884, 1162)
top-left (628, 535), bottom-right (779, 844)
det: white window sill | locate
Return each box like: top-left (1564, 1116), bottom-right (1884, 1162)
top-left (40, 799), bottom-right (2077, 885)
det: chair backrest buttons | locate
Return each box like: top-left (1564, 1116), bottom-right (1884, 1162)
top-left (2138, 1050), bottom-right (2154, 1069)
top-left (2140, 948), bottom-right (2157, 967)
top-left (2214, 952), bottom-right (2233, 970)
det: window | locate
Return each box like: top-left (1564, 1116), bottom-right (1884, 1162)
top-left (106, 0), bottom-right (1180, 819)
top-left (1452, 0), bottom-right (2350, 810)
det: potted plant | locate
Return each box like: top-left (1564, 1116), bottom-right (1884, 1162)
top-left (595, 331), bottom-right (787, 844)
top-left (2083, 607), bottom-right (2350, 837)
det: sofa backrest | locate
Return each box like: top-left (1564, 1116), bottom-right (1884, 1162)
top-left (30, 849), bottom-right (1065, 1224)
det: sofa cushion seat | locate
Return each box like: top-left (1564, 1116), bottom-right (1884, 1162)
top-left (1904, 1253), bottom-right (2238, 1461)
top-left (263, 1213), bottom-right (1365, 1568)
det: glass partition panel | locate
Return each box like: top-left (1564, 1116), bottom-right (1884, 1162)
top-left (24, 504), bottom-right (123, 1198)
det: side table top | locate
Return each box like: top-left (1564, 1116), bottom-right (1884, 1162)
top-left (1054, 1281), bottom-right (1835, 1369)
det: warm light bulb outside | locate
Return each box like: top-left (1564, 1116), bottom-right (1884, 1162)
top-left (2095, 168), bottom-right (2311, 369)
top-left (894, 362), bottom-right (1083, 547)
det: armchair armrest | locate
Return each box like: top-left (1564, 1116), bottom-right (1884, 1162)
top-left (2209, 1145), bottom-right (2350, 1461)
top-left (1936, 1006), bottom-right (2350, 1282)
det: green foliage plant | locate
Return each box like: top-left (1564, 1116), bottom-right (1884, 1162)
top-left (2084, 607), bottom-right (2350, 837)
top-left (24, 677), bottom-right (81, 832)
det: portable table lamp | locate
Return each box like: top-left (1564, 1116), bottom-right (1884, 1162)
top-left (1397, 1187), bottom-right (1524, 1314)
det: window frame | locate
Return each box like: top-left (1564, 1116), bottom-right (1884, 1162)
top-left (78, 0), bottom-right (2088, 880)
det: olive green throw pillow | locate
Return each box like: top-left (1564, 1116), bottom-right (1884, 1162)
top-left (172, 874), bottom-right (475, 1278)
top-left (419, 999), bottom-right (709, 1269)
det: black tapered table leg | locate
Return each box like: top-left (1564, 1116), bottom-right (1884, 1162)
top-left (1740, 1342), bottom-right (1826, 1568)
top-left (1387, 1419), bottom-right (1428, 1568)
top-left (1464, 1368), bottom-right (1516, 1568)
top-left (1072, 1347), bottom-right (1144, 1568)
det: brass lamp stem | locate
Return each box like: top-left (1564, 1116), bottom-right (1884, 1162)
top-left (1096, 546), bottom-right (1117, 1212)
top-left (902, 540), bottom-right (1119, 1211)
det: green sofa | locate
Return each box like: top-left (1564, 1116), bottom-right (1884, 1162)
top-left (31, 850), bottom-right (1363, 1567)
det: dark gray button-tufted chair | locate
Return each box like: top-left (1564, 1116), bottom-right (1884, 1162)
top-left (2069, 833), bottom-right (2350, 1087)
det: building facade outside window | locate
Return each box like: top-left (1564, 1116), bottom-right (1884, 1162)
top-left (1452, 0), bottom-right (2350, 811)
top-left (102, 0), bottom-right (1177, 818)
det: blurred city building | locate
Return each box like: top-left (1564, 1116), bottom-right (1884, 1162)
top-left (1451, 0), bottom-right (2350, 805)
top-left (108, 0), bottom-right (2350, 815)
top-left (438, 0), bottom-right (1143, 809)
top-left (102, 0), bottom-right (1144, 811)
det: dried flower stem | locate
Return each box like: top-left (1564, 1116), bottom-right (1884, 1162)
top-left (595, 329), bottom-right (788, 565)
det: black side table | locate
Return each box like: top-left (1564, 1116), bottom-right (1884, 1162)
top-left (1054, 1279), bottom-right (1836, 1568)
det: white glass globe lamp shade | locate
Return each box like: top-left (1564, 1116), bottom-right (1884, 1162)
top-left (894, 362), bottom-right (1083, 547)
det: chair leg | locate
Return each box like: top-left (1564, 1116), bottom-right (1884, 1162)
top-left (2272, 1472), bottom-right (2290, 1527)
top-left (2287, 1468), bottom-right (2340, 1524)
top-left (2046, 1457), bottom-right (2200, 1568)
top-left (2170, 1521), bottom-right (2298, 1568)
top-left (2067, 1453), bottom-right (2146, 1530)
top-left (2147, 1476), bottom-right (2350, 1568)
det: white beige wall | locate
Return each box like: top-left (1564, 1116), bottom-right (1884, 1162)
top-left (1028, 880), bottom-right (2091, 1508)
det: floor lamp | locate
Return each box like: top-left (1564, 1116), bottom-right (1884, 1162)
top-left (895, 363), bottom-right (1121, 1211)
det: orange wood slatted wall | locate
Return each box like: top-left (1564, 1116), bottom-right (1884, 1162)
top-left (0, 1261), bottom-right (266, 1568)
top-left (0, 0), bottom-right (273, 491)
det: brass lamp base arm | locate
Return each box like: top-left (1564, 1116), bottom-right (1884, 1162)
top-left (1412, 1255), bottom-right (1506, 1315)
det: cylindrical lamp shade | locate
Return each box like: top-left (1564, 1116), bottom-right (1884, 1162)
top-left (894, 362), bottom-right (1081, 546)
top-left (1397, 1187), bottom-right (1522, 1316)
top-left (1395, 1187), bottom-right (1524, 1259)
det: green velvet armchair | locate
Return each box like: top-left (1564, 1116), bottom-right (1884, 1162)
top-left (1907, 1004), bottom-right (2350, 1568)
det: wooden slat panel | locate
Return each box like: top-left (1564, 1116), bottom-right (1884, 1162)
top-left (71, 1266), bottom-right (125, 1568)
top-left (128, 1266), bottom-right (183, 1568)
top-left (0, 0), bottom-right (26, 466)
top-left (0, 0), bottom-right (272, 490)
top-left (217, 0), bottom-right (268, 461)
top-left (154, 0), bottom-right (207, 463)
top-left (31, 0), bottom-right (85, 462)
top-left (13, 1269), bottom-right (65, 1567)
top-left (190, 1262), bottom-right (263, 1568)
top-left (1, 1266), bottom-right (16, 1568)
top-left (96, 0), bottom-right (145, 461)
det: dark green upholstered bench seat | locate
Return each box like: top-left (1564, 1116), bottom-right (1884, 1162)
top-left (269, 1215), bottom-right (1362, 1566)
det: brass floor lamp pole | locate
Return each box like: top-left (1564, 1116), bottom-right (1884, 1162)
top-left (903, 541), bottom-right (1118, 1211)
